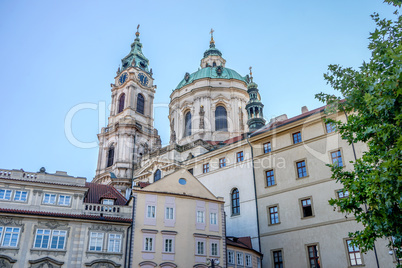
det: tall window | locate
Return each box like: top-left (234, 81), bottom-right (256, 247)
top-left (266, 170), bottom-right (275, 186)
top-left (269, 206), bottom-right (279, 224)
top-left (108, 234), bottom-right (122, 252)
top-left (296, 160), bottom-right (307, 178)
top-left (197, 241), bottom-right (205, 255)
top-left (293, 132), bottom-right (302, 144)
top-left (107, 146), bottom-right (114, 167)
top-left (184, 111), bottom-right (192, 137)
top-left (203, 163), bottom-right (209, 173)
top-left (165, 207), bottom-right (174, 220)
top-left (237, 151), bottom-right (244, 162)
top-left (346, 240), bottom-right (363, 266)
top-left (154, 169), bottom-right (161, 182)
top-left (164, 238), bottom-right (173, 252)
top-left (231, 188), bottom-right (240, 215)
top-left (137, 94), bottom-right (145, 114)
top-left (2, 227), bottom-right (20, 247)
top-left (197, 211), bottom-right (205, 223)
top-left (273, 250), bottom-right (283, 268)
top-left (43, 193), bottom-right (56, 204)
top-left (228, 251), bottom-right (235, 264)
top-left (215, 106), bottom-right (228, 131)
top-left (331, 150), bottom-right (343, 167)
top-left (263, 142), bottom-right (272, 153)
top-left (144, 237), bottom-right (153, 251)
top-left (89, 232), bottom-right (104, 251)
top-left (326, 122), bottom-right (336, 133)
top-left (237, 252), bottom-right (244, 265)
top-left (219, 157), bottom-right (226, 168)
top-left (301, 198), bottom-right (313, 218)
top-left (246, 254), bottom-right (252, 267)
top-left (307, 245), bottom-right (320, 268)
top-left (14, 190), bottom-right (27, 202)
top-left (147, 205), bottom-right (156, 218)
top-left (118, 93), bottom-right (125, 113)
top-left (0, 189), bottom-right (12, 200)
top-left (58, 195), bottom-right (71, 206)
top-left (210, 212), bottom-right (217, 225)
top-left (211, 242), bottom-right (218, 256)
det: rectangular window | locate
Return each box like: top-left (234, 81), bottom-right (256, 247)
top-left (263, 142), bottom-right (272, 153)
top-left (144, 237), bottom-right (153, 251)
top-left (197, 211), bottom-right (205, 223)
top-left (338, 189), bottom-right (349, 199)
top-left (197, 241), bottom-right (204, 255)
top-left (147, 205), bottom-right (156, 218)
top-left (2, 227), bottom-right (20, 247)
top-left (228, 251), bottom-right (235, 264)
top-left (164, 238), bottom-right (173, 252)
top-left (211, 242), bottom-right (218, 256)
top-left (237, 151), bottom-right (244, 162)
top-left (269, 206), bottom-right (279, 224)
top-left (14, 190), bottom-right (28, 202)
top-left (34, 229), bottom-right (51, 249)
top-left (246, 254), bottom-right (252, 266)
top-left (165, 207), bottom-right (174, 220)
top-left (297, 160), bottom-right (307, 178)
top-left (347, 240), bottom-right (363, 266)
top-left (50, 230), bottom-right (67, 250)
top-left (108, 234), bottom-right (122, 252)
top-left (210, 212), bottom-right (217, 225)
top-left (293, 131), bottom-right (302, 144)
top-left (89, 232), bottom-right (104, 251)
top-left (266, 169), bottom-right (275, 186)
top-left (58, 195), bottom-right (71, 206)
top-left (219, 158), bottom-right (226, 168)
top-left (301, 198), bottom-right (313, 218)
top-left (273, 250), bottom-right (283, 268)
top-left (102, 199), bottom-right (114, 205)
top-left (237, 252), bottom-right (244, 265)
top-left (43, 193), bottom-right (56, 204)
top-left (331, 150), bottom-right (343, 167)
top-left (0, 189), bottom-right (12, 200)
top-left (326, 122), bottom-right (336, 133)
top-left (307, 245), bottom-right (320, 268)
top-left (203, 163), bottom-right (210, 173)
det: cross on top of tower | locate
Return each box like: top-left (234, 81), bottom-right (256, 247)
top-left (210, 28), bottom-right (215, 47)
top-left (136, 24), bottom-right (140, 37)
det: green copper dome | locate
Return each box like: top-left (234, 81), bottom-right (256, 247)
top-left (175, 67), bottom-right (248, 90)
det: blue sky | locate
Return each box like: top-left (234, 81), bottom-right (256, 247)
top-left (0, 0), bottom-right (397, 180)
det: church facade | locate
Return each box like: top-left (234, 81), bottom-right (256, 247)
top-left (92, 29), bottom-right (396, 268)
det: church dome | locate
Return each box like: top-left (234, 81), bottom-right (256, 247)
top-left (175, 66), bottom-right (247, 90)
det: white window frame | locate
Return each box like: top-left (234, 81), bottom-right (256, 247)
top-left (147, 205), bottom-right (156, 218)
top-left (58, 195), bottom-right (71, 206)
top-left (246, 254), bottom-right (252, 267)
top-left (237, 252), bottom-right (244, 265)
top-left (89, 232), bottom-right (104, 252)
top-left (102, 199), bottom-right (114, 205)
top-left (0, 189), bottom-right (12, 200)
top-left (211, 242), bottom-right (218, 256)
top-left (14, 190), bottom-right (28, 202)
top-left (228, 250), bottom-right (235, 264)
top-left (33, 229), bottom-right (51, 249)
top-left (210, 212), bottom-right (217, 225)
top-left (1, 227), bottom-right (20, 247)
top-left (50, 230), bottom-right (67, 250)
top-left (164, 238), bottom-right (173, 253)
top-left (108, 233), bottom-right (122, 253)
top-left (165, 207), bottom-right (174, 220)
top-left (197, 211), bottom-right (205, 223)
top-left (43, 193), bottom-right (57, 204)
top-left (144, 237), bottom-right (154, 252)
top-left (197, 241), bottom-right (205, 255)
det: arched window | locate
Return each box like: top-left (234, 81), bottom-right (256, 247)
top-left (107, 146), bottom-right (114, 167)
top-left (137, 94), bottom-right (145, 114)
top-left (118, 93), bottom-right (125, 113)
top-left (184, 111), bottom-right (192, 137)
top-left (215, 106), bottom-right (228, 131)
top-left (231, 188), bottom-right (240, 215)
top-left (154, 169), bottom-right (161, 182)
top-left (212, 61), bottom-right (217, 67)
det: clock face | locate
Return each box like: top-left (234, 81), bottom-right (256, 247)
top-left (119, 73), bottom-right (128, 85)
top-left (138, 73), bottom-right (149, 86)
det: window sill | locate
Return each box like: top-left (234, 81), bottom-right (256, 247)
top-left (231, 213), bottom-right (240, 218)
top-left (142, 251), bottom-right (155, 253)
top-left (268, 222), bottom-right (281, 226)
top-left (296, 175), bottom-right (309, 180)
top-left (265, 184), bottom-right (277, 188)
top-left (86, 251), bottom-right (123, 255)
top-left (301, 215), bottom-right (315, 220)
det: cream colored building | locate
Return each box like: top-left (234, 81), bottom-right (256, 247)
top-left (0, 168), bottom-right (132, 268)
top-left (132, 169), bottom-right (225, 268)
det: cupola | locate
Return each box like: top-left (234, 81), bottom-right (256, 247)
top-left (246, 67), bottom-right (266, 131)
top-left (200, 29), bottom-right (226, 68)
top-left (120, 25), bottom-right (150, 73)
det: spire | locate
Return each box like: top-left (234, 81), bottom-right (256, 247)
top-left (120, 24), bottom-right (150, 73)
top-left (245, 70), bottom-right (266, 132)
top-left (210, 28), bottom-right (215, 48)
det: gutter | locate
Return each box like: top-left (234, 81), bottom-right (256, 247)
top-left (246, 135), bottom-right (263, 267)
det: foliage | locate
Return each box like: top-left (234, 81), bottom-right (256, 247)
top-left (315, 2), bottom-right (402, 265)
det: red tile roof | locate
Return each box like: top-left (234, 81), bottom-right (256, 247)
top-left (226, 236), bottom-right (263, 256)
top-left (137, 182), bottom-right (151, 188)
top-left (0, 208), bottom-right (131, 223)
top-left (84, 183), bottom-right (127, 205)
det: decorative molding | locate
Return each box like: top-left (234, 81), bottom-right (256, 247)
top-left (0, 217), bottom-right (24, 231)
top-left (85, 259), bottom-right (122, 267)
top-left (38, 220), bottom-right (68, 230)
top-left (89, 225), bottom-right (125, 233)
top-left (28, 257), bottom-right (64, 268)
top-left (30, 249), bottom-right (67, 257)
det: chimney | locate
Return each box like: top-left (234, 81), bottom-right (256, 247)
top-left (301, 106), bottom-right (309, 114)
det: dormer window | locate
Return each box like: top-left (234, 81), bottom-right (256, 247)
top-left (102, 199), bottom-right (114, 205)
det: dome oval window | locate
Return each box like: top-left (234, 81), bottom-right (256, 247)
top-left (179, 178), bottom-right (187, 185)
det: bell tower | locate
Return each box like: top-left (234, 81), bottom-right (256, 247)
top-left (246, 67), bottom-right (266, 132)
top-left (93, 26), bottom-right (161, 196)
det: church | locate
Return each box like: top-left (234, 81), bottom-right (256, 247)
top-left (90, 26), bottom-right (394, 267)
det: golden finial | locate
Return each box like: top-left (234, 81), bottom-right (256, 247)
top-left (136, 24), bottom-right (140, 37)
top-left (249, 66), bottom-right (253, 77)
top-left (210, 28), bottom-right (215, 45)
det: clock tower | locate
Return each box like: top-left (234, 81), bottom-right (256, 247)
top-left (93, 26), bottom-right (161, 197)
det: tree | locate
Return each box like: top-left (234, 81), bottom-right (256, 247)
top-left (315, 1), bottom-right (402, 266)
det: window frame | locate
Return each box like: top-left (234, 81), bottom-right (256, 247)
top-left (210, 212), bottom-right (217, 225)
top-left (271, 248), bottom-right (284, 268)
top-left (211, 242), bottom-right (219, 256)
top-left (107, 233), bottom-right (122, 253)
top-left (295, 159), bottom-right (308, 179)
top-left (236, 151), bottom-right (244, 162)
top-left (305, 243), bottom-right (321, 268)
top-left (265, 169), bottom-right (276, 187)
top-left (196, 241), bottom-right (205, 255)
top-left (118, 93), bottom-right (125, 114)
top-left (107, 145), bottom-right (115, 168)
top-left (267, 204), bottom-right (280, 225)
top-left (13, 190), bottom-right (28, 202)
top-left (146, 205), bottom-right (156, 219)
top-left (203, 163), bottom-right (210, 174)
top-left (292, 131), bottom-right (302, 144)
top-left (237, 252), bottom-right (244, 265)
top-left (165, 207), bottom-right (174, 220)
top-left (88, 232), bottom-right (104, 252)
top-left (246, 254), bottom-right (252, 267)
top-left (102, 199), bottom-right (115, 205)
top-left (231, 188), bottom-right (240, 216)
top-left (58, 195), bottom-right (71, 206)
top-left (196, 211), bottom-right (205, 223)
top-left (144, 236), bottom-right (154, 252)
top-left (215, 105), bottom-right (228, 131)
top-left (219, 157), bottom-right (226, 168)
top-left (164, 238), bottom-right (173, 253)
top-left (228, 250), bottom-right (235, 264)
top-left (263, 142), bottom-right (272, 154)
top-left (184, 111), bottom-right (192, 137)
top-left (136, 93), bottom-right (145, 115)
top-left (299, 196), bottom-right (314, 219)
top-left (43, 193), bottom-right (57, 205)
top-left (344, 239), bottom-right (364, 267)
top-left (326, 121), bottom-right (337, 133)
top-left (330, 149), bottom-right (344, 167)
top-left (1, 227), bottom-right (21, 247)
top-left (0, 189), bottom-right (12, 201)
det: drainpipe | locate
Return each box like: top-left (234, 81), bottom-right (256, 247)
top-left (124, 224), bottom-right (132, 268)
top-left (341, 107), bottom-right (380, 268)
top-left (246, 135), bottom-right (262, 267)
top-left (128, 194), bottom-right (136, 268)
